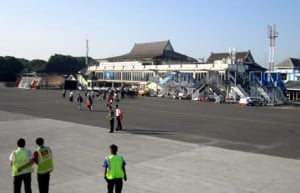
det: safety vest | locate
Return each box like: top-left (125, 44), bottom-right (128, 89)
top-left (36, 146), bottom-right (53, 174)
top-left (105, 155), bottom-right (124, 179)
top-left (107, 110), bottom-right (115, 120)
top-left (11, 148), bottom-right (33, 176)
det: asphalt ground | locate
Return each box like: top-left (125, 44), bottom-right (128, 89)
top-left (1, 88), bottom-right (300, 193)
top-left (0, 88), bottom-right (299, 159)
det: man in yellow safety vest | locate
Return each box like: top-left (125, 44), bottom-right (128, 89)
top-left (33, 137), bottom-right (54, 193)
top-left (102, 144), bottom-right (127, 193)
top-left (9, 138), bottom-right (34, 193)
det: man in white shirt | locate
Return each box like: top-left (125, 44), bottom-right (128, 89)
top-left (115, 104), bottom-right (123, 131)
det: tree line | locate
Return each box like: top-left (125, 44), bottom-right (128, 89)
top-left (0, 54), bottom-right (96, 81)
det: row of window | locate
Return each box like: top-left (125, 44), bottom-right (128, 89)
top-left (94, 71), bottom-right (226, 81)
top-left (95, 71), bottom-right (155, 81)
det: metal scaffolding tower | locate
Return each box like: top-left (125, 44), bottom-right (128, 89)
top-left (268, 25), bottom-right (278, 71)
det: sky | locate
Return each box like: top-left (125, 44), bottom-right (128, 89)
top-left (1, 0), bottom-right (300, 68)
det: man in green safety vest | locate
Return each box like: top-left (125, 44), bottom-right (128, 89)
top-left (33, 137), bottom-right (54, 193)
top-left (9, 138), bottom-right (34, 193)
top-left (102, 144), bottom-right (127, 193)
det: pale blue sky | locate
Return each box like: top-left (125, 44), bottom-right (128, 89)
top-left (1, 0), bottom-right (300, 67)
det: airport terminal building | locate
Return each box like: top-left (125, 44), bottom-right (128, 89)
top-left (86, 40), bottom-right (262, 89)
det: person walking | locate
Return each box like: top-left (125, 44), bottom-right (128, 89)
top-left (76, 93), bottom-right (83, 110)
top-left (86, 95), bottom-right (93, 111)
top-left (69, 91), bottom-right (74, 102)
top-left (106, 105), bottom-right (115, 133)
top-left (105, 94), bottom-right (113, 107)
top-left (62, 89), bottom-right (66, 98)
top-left (9, 138), bottom-right (34, 193)
top-left (33, 137), bottom-right (54, 193)
top-left (115, 104), bottom-right (123, 131)
top-left (102, 144), bottom-right (127, 193)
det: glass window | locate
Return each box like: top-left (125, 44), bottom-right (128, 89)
top-left (143, 72), bottom-right (153, 81)
top-left (122, 72), bottom-right (131, 80)
top-left (96, 72), bottom-right (103, 80)
top-left (132, 72), bottom-right (142, 81)
top-left (113, 72), bottom-right (121, 80)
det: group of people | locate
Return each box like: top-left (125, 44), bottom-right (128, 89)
top-left (9, 137), bottom-right (53, 193)
top-left (75, 93), bottom-right (94, 111)
top-left (107, 104), bottom-right (123, 133)
top-left (63, 90), bottom-right (126, 134)
top-left (62, 90), bottom-right (94, 111)
top-left (10, 138), bottom-right (127, 193)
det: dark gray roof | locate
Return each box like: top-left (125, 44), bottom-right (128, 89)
top-left (206, 51), bottom-right (266, 71)
top-left (104, 40), bottom-right (197, 63)
top-left (127, 41), bottom-right (173, 58)
top-left (285, 81), bottom-right (300, 90)
top-left (206, 51), bottom-right (252, 64)
top-left (276, 58), bottom-right (300, 69)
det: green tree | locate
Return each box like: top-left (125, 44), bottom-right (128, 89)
top-left (26, 59), bottom-right (47, 72)
top-left (44, 54), bottom-right (87, 74)
top-left (0, 56), bottom-right (24, 81)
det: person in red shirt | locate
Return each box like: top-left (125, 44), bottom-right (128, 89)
top-left (86, 95), bottom-right (93, 111)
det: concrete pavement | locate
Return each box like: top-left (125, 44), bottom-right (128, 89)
top-left (1, 110), bottom-right (300, 193)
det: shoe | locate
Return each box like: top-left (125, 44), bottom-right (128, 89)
top-left (109, 131), bottom-right (113, 133)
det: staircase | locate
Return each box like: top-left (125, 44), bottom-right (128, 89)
top-left (231, 85), bottom-right (249, 98)
top-left (192, 84), bottom-right (206, 100)
top-left (77, 74), bottom-right (88, 89)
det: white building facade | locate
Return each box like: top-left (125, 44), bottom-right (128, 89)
top-left (86, 41), bottom-right (261, 90)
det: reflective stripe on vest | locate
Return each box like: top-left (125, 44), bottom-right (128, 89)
top-left (11, 149), bottom-right (33, 176)
top-left (37, 146), bottom-right (53, 174)
top-left (105, 155), bottom-right (124, 179)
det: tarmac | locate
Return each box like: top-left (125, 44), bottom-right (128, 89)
top-left (1, 110), bottom-right (300, 193)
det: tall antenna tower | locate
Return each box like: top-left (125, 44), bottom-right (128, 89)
top-left (85, 39), bottom-right (89, 66)
top-left (268, 25), bottom-right (278, 71)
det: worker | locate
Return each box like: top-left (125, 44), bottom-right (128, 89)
top-left (102, 144), bottom-right (127, 193)
top-left (34, 137), bottom-right (54, 193)
top-left (107, 105), bottom-right (115, 133)
top-left (9, 138), bottom-right (34, 193)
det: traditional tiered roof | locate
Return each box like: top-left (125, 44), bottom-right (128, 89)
top-left (206, 50), bottom-right (265, 71)
top-left (104, 40), bottom-right (197, 63)
top-left (276, 58), bottom-right (300, 69)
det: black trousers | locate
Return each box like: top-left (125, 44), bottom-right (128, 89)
top-left (107, 178), bottom-right (123, 193)
top-left (38, 173), bottom-right (50, 193)
top-left (109, 119), bottom-right (114, 132)
top-left (13, 173), bottom-right (32, 193)
top-left (116, 117), bottom-right (122, 130)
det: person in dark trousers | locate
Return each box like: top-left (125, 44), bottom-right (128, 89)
top-left (86, 95), bottom-right (93, 111)
top-left (34, 137), bottom-right (54, 193)
top-left (9, 138), bottom-right (34, 193)
top-left (115, 104), bottom-right (123, 131)
top-left (107, 105), bottom-right (115, 133)
top-left (69, 91), bottom-right (73, 102)
top-left (76, 93), bottom-right (83, 110)
top-left (62, 90), bottom-right (66, 98)
top-left (102, 144), bottom-right (127, 193)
